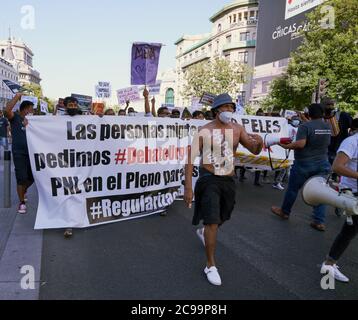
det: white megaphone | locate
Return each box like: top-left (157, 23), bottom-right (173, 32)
top-left (264, 134), bottom-right (292, 148)
top-left (302, 176), bottom-right (358, 216)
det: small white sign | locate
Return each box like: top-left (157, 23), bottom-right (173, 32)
top-left (40, 100), bottom-right (49, 114)
top-left (96, 81), bottom-right (111, 99)
top-left (285, 0), bottom-right (325, 20)
top-left (116, 86), bottom-right (141, 105)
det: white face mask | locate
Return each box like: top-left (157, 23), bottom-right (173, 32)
top-left (219, 111), bottom-right (233, 124)
top-left (291, 120), bottom-right (300, 127)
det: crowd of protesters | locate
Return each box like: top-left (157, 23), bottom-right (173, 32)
top-left (0, 90), bottom-right (357, 286)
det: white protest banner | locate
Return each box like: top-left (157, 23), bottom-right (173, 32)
top-left (233, 115), bottom-right (294, 170)
top-left (26, 115), bottom-right (292, 229)
top-left (40, 100), bottom-right (49, 114)
top-left (95, 81), bottom-right (111, 99)
top-left (27, 116), bottom-right (200, 230)
top-left (117, 86), bottom-right (141, 105)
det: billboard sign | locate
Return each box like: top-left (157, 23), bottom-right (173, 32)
top-left (255, 0), bottom-right (326, 66)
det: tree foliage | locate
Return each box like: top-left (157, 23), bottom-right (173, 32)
top-left (265, 0), bottom-right (358, 114)
top-left (182, 58), bottom-right (251, 101)
top-left (22, 83), bottom-right (55, 113)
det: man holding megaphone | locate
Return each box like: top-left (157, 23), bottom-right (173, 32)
top-left (271, 104), bottom-right (332, 231)
top-left (320, 118), bottom-right (358, 283)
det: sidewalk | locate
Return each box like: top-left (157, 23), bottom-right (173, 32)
top-left (0, 156), bottom-right (43, 300)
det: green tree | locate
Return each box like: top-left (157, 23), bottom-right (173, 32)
top-left (182, 58), bottom-right (251, 102)
top-left (43, 97), bottom-right (55, 113)
top-left (266, 0), bottom-right (358, 113)
top-left (22, 83), bottom-right (55, 114)
top-left (22, 83), bottom-right (43, 98)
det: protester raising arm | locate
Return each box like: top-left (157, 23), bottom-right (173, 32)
top-left (125, 100), bottom-right (130, 114)
top-left (143, 87), bottom-right (151, 116)
top-left (151, 97), bottom-right (156, 117)
top-left (4, 93), bottom-right (23, 121)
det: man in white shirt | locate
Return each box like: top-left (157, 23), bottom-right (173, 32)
top-left (321, 118), bottom-right (358, 283)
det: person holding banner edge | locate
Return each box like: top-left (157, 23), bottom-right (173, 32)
top-left (184, 93), bottom-right (263, 286)
top-left (4, 93), bottom-right (35, 214)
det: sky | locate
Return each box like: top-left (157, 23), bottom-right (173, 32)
top-left (0, 0), bottom-right (228, 101)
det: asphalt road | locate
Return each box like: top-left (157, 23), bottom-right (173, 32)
top-left (39, 174), bottom-right (358, 300)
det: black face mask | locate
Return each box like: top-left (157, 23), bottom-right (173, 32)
top-left (67, 108), bottom-right (79, 117)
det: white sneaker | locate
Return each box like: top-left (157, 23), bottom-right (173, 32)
top-left (196, 228), bottom-right (205, 247)
top-left (321, 263), bottom-right (350, 283)
top-left (17, 203), bottom-right (27, 214)
top-left (204, 266), bottom-right (222, 286)
top-left (272, 183), bottom-right (285, 191)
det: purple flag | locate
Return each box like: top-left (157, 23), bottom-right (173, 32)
top-left (131, 43), bottom-right (162, 86)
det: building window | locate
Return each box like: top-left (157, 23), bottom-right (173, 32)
top-left (238, 51), bottom-right (249, 63)
top-left (1, 49), bottom-right (4, 57)
top-left (165, 88), bottom-right (175, 105)
top-left (224, 53), bottom-right (231, 61)
top-left (262, 81), bottom-right (270, 94)
top-left (233, 14), bottom-right (237, 23)
top-left (240, 32), bottom-right (250, 41)
top-left (226, 35), bottom-right (232, 44)
top-left (218, 24), bottom-right (222, 33)
top-left (238, 12), bottom-right (242, 21)
top-left (229, 16), bottom-right (232, 24)
top-left (279, 59), bottom-right (289, 68)
top-left (244, 12), bottom-right (248, 21)
top-left (250, 11), bottom-right (255, 19)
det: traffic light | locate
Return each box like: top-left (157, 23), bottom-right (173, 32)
top-left (318, 78), bottom-right (329, 98)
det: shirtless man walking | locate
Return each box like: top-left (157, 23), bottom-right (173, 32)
top-left (184, 93), bottom-right (263, 286)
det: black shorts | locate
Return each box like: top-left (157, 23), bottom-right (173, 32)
top-left (12, 153), bottom-right (34, 186)
top-left (193, 170), bottom-right (236, 226)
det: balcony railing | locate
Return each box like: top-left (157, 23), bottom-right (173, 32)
top-left (181, 52), bottom-right (210, 69)
top-left (230, 19), bottom-right (258, 28)
top-left (223, 40), bottom-right (256, 51)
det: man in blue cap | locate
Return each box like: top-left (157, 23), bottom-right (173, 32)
top-left (184, 93), bottom-right (263, 286)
